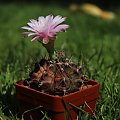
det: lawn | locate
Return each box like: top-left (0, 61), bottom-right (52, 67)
top-left (0, 2), bottom-right (120, 120)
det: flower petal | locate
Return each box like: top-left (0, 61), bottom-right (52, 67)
top-left (38, 16), bottom-right (45, 26)
top-left (30, 19), bottom-right (39, 27)
top-left (28, 33), bottom-right (35, 36)
top-left (51, 16), bottom-right (66, 27)
top-left (22, 26), bottom-right (35, 32)
top-left (53, 24), bottom-right (69, 32)
top-left (31, 36), bottom-right (40, 42)
top-left (22, 32), bottom-right (35, 36)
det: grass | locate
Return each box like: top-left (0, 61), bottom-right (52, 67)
top-left (0, 2), bottom-right (120, 120)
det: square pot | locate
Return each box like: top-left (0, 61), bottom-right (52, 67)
top-left (16, 80), bottom-right (99, 120)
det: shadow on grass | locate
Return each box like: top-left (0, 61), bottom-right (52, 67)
top-left (0, 85), bottom-right (19, 118)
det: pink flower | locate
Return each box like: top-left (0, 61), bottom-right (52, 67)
top-left (22, 15), bottom-right (69, 44)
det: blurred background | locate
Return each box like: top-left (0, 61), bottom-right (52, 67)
top-left (0, 0), bottom-right (120, 119)
top-left (1, 0), bottom-right (120, 8)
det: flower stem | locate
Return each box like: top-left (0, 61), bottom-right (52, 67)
top-left (42, 41), bottom-right (54, 60)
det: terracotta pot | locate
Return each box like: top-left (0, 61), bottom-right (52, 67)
top-left (16, 80), bottom-right (99, 120)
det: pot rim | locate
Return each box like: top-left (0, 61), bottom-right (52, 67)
top-left (16, 80), bottom-right (99, 98)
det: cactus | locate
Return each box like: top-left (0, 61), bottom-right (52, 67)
top-left (24, 51), bottom-right (88, 96)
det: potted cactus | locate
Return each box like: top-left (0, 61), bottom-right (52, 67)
top-left (16, 15), bottom-right (99, 120)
